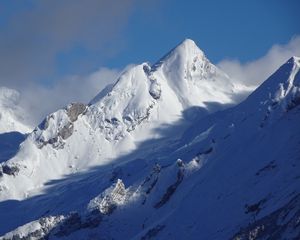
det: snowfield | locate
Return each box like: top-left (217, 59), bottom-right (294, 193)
top-left (0, 40), bottom-right (299, 240)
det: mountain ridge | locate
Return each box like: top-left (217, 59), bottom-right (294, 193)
top-left (0, 39), bottom-right (249, 201)
top-left (0, 40), bottom-right (299, 239)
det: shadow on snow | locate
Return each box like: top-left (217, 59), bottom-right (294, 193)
top-left (0, 103), bottom-right (231, 235)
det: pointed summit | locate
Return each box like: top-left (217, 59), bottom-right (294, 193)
top-left (179, 38), bottom-right (197, 46)
top-left (261, 55), bottom-right (300, 91)
top-left (173, 38), bottom-right (204, 56)
top-left (242, 56), bottom-right (300, 113)
top-left (150, 38), bottom-right (234, 108)
top-left (152, 38), bottom-right (204, 71)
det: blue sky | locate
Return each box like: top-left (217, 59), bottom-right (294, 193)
top-left (0, 0), bottom-right (299, 86)
top-left (0, 0), bottom-right (299, 122)
top-left (56, 0), bottom-right (300, 76)
top-left (114, 0), bottom-right (300, 66)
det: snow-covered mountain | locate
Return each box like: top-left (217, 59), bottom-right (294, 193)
top-left (0, 87), bottom-right (31, 134)
top-left (0, 39), bottom-right (246, 201)
top-left (0, 41), bottom-right (299, 240)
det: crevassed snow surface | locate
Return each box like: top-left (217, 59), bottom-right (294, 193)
top-left (0, 41), bottom-right (299, 240)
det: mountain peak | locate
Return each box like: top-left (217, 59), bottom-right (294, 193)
top-left (171, 38), bottom-right (205, 59)
top-left (168, 38), bottom-right (204, 59)
top-left (151, 38), bottom-right (204, 71)
top-left (242, 55), bottom-right (300, 115)
top-left (176, 38), bottom-right (200, 50)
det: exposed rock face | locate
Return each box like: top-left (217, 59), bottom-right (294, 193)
top-left (1, 163), bottom-right (20, 176)
top-left (66, 103), bottom-right (87, 122)
top-left (88, 179), bottom-right (127, 215)
top-left (1, 216), bottom-right (64, 240)
top-left (126, 103), bottom-right (154, 133)
top-left (149, 80), bottom-right (161, 100)
top-left (59, 122), bottom-right (74, 140)
top-left (51, 211), bottom-right (101, 237)
top-left (99, 179), bottom-right (126, 215)
top-left (34, 103), bottom-right (86, 149)
top-left (0, 211), bottom-right (102, 240)
top-left (53, 212), bottom-right (82, 237)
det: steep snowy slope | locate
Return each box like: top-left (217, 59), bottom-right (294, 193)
top-left (0, 50), bottom-right (299, 240)
top-left (0, 39), bottom-right (247, 201)
top-left (0, 87), bottom-right (31, 134)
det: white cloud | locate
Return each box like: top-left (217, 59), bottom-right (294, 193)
top-left (19, 67), bottom-right (121, 125)
top-left (4, 35), bottom-right (300, 127)
top-left (217, 35), bottom-right (300, 87)
top-left (0, 0), bottom-right (135, 88)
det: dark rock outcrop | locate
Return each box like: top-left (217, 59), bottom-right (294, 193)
top-left (1, 216), bottom-right (63, 240)
top-left (53, 212), bottom-right (82, 237)
top-left (149, 79), bottom-right (161, 100)
top-left (1, 164), bottom-right (20, 176)
top-left (35, 103), bottom-right (86, 149)
top-left (99, 179), bottom-right (126, 215)
top-left (154, 160), bottom-right (184, 209)
top-left (59, 122), bottom-right (74, 140)
top-left (66, 103), bottom-right (87, 122)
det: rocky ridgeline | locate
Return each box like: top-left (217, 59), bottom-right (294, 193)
top-left (1, 156), bottom-right (205, 239)
top-left (87, 179), bottom-right (128, 215)
top-left (33, 102), bottom-right (87, 149)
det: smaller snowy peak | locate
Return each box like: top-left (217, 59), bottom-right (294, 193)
top-left (244, 56), bottom-right (300, 110)
top-left (237, 56), bottom-right (300, 128)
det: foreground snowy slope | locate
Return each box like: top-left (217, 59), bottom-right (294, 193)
top-left (0, 45), bottom-right (299, 239)
top-left (0, 39), bottom-right (247, 201)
